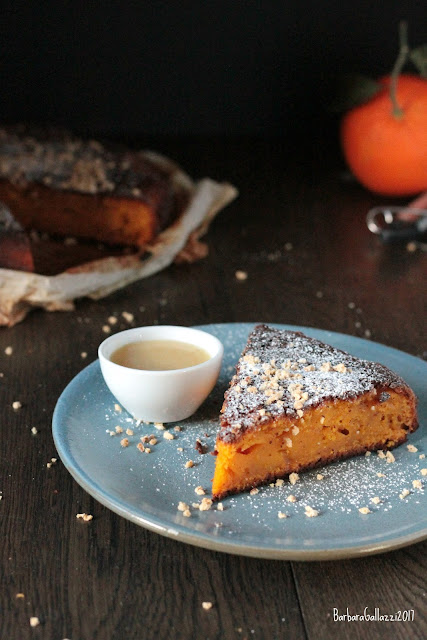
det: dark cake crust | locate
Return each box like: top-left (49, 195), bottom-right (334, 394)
top-left (219, 325), bottom-right (418, 444)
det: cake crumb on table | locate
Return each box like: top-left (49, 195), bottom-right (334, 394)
top-left (31, 427), bottom-right (38, 435)
top-left (177, 502), bottom-right (189, 512)
top-left (122, 311), bottom-right (134, 323)
top-left (286, 495), bottom-right (297, 503)
top-left (249, 488), bottom-right (259, 495)
top-left (407, 444), bottom-right (418, 453)
top-left (16, 593), bottom-right (25, 599)
top-left (202, 602), bottom-right (213, 610)
top-left (305, 506), bottom-right (319, 518)
top-left (316, 474), bottom-right (324, 480)
top-left (114, 404), bottom-right (122, 412)
top-left (195, 486), bottom-right (205, 495)
top-left (235, 270), bottom-right (248, 281)
top-left (12, 401), bottom-right (22, 410)
top-left (5, 346), bottom-right (13, 356)
top-left (102, 325), bottom-right (111, 334)
top-left (183, 509), bottom-right (191, 517)
top-left (370, 497), bottom-right (381, 505)
top-left (399, 489), bottom-right (410, 500)
top-left (420, 469), bottom-right (427, 476)
top-left (29, 617), bottom-right (40, 627)
top-left (412, 479), bottom-right (422, 490)
top-left (46, 458), bottom-right (57, 469)
top-left (164, 431), bottom-right (175, 440)
top-left (420, 454), bottom-right (426, 459)
top-left (80, 351), bottom-right (87, 359)
top-left (185, 460), bottom-right (194, 468)
top-left (154, 422), bottom-right (165, 430)
top-left (217, 502), bottom-right (224, 511)
top-left (278, 511), bottom-right (288, 519)
top-left (76, 513), bottom-right (93, 522)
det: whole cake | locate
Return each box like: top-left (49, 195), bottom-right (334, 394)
top-left (0, 126), bottom-right (179, 247)
top-left (212, 325), bottom-right (418, 499)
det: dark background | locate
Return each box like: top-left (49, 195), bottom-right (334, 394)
top-left (1, 1), bottom-right (426, 140)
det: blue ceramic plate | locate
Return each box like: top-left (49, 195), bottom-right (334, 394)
top-left (52, 324), bottom-right (427, 560)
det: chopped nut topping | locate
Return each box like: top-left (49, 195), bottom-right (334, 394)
top-left (149, 438), bottom-right (157, 445)
top-left (399, 489), bottom-right (410, 499)
top-left (412, 479), bottom-right (422, 490)
top-left (420, 454), bottom-right (426, 459)
top-left (164, 431), bottom-right (175, 440)
top-left (199, 498), bottom-right (213, 511)
top-left (420, 469), bottom-right (427, 476)
top-left (177, 501), bottom-right (189, 512)
top-left (126, 428), bottom-right (134, 436)
top-left (377, 450), bottom-right (386, 459)
top-left (120, 438), bottom-right (129, 447)
top-left (154, 422), bottom-right (165, 430)
top-left (195, 486), bottom-right (206, 496)
top-left (249, 488), bottom-right (259, 495)
top-left (114, 404), bottom-right (122, 412)
top-left (137, 443), bottom-right (145, 452)
top-left (377, 473), bottom-right (386, 478)
top-left (320, 362), bottom-right (333, 372)
top-left (115, 426), bottom-right (123, 433)
top-left (217, 502), bottom-right (224, 511)
top-left (183, 509), bottom-right (191, 517)
top-left (370, 497), bottom-right (381, 505)
top-left (358, 507), bottom-right (371, 515)
top-left (278, 511), bottom-right (288, 519)
top-left (407, 444), bottom-right (418, 453)
top-left (333, 363), bottom-right (347, 373)
top-left (305, 506), bottom-right (319, 517)
top-left (385, 451), bottom-right (395, 464)
top-left (289, 473), bottom-right (299, 485)
top-left (286, 494), bottom-right (297, 503)
top-left (275, 478), bottom-right (284, 487)
top-left (316, 474), bottom-right (324, 480)
top-left (144, 447), bottom-right (151, 454)
top-left (365, 451), bottom-right (371, 457)
top-left (184, 460), bottom-right (193, 469)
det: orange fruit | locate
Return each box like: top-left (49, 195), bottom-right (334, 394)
top-left (340, 74), bottom-right (427, 196)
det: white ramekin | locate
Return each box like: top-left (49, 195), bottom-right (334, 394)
top-left (98, 325), bottom-right (223, 423)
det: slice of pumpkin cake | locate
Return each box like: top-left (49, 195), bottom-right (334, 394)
top-left (212, 325), bottom-right (418, 499)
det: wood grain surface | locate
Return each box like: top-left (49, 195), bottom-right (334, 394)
top-left (0, 137), bottom-right (426, 640)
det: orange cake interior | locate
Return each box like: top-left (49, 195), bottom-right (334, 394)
top-left (212, 325), bottom-right (418, 500)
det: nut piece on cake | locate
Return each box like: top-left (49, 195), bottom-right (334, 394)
top-left (212, 325), bottom-right (418, 500)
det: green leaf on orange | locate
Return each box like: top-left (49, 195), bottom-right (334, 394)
top-left (409, 45), bottom-right (427, 78)
top-left (330, 74), bottom-right (381, 113)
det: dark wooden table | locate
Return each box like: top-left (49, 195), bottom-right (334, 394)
top-left (1, 137), bottom-right (426, 640)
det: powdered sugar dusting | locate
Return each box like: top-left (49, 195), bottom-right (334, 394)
top-left (220, 324), bottom-right (410, 441)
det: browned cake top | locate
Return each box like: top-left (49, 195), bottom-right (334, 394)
top-left (0, 126), bottom-right (171, 201)
top-left (219, 325), bottom-right (410, 443)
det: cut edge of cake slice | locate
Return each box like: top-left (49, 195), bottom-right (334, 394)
top-left (212, 324), bottom-right (418, 500)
